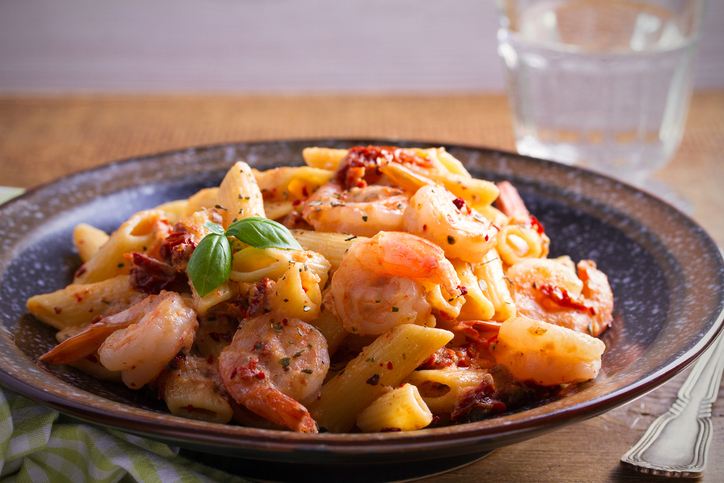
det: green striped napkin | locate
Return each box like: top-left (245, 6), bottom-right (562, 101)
top-left (0, 188), bottom-right (248, 483)
top-left (0, 389), bottom-right (247, 483)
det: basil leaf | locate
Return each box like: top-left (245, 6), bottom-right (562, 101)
top-left (226, 217), bottom-right (302, 250)
top-left (203, 221), bottom-right (226, 236)
top-left (187, 233), bottom-right (232, 298)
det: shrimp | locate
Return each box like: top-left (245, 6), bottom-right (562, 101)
top-left (329, 231), bottom-right (463, 336)
top-left (40, 291), bottom-right (198, 390)
top-left (403, 185), bottom-right (498, 264)
top-left (495, 180), bottom-right (530, 219)
top-left (218, 314), bottom-right (329, 433)
top-left (302, 182), bottom-right (409, 237)
top-left (507, 258), bottom-right (613, 337)
top-left (491, 316), bottom-right (606, 386)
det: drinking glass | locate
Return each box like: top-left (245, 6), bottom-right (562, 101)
top-left (496, 0), bottom-right (706, 192)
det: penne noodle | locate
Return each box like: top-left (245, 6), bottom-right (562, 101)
top-left (264, 200), bottom-right (295, 220)
top-left (73, 223), bottom-right (109, 263)
top-left (356, 383), bottom-right (432, 432)
top-left (496, 224), bottom-right (546, 266)
top-left (191, 280), bottom-right (237, 316)
top-left (74, 210), bottom-right (167, 284)
top-left (154, 199), bottom-right (188, 226)
top-left (405, 368), bottom-right (491, 414)
top-left (217, 161), bottom-right (265, 228)
top-left (309, 324), bottom-right (453, 433)
top-left (183, 187), bottom-right (220, 217)
top-left (27, 275), bottom-right (142, 330)
top-left (302, 147), bottom-right (349, 170)
top-left (452, 259), bottom-right (495, 321)
top-left (290, 229), bottom-right (366, 273)
top-left (474, 250), bottom-right (516, 321)
top-left (254, 166), bottom-right (334, 202)
top-left (268, 262), bottom-right (323, 321)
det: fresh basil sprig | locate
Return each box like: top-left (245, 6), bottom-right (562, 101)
top-left (187, 218), bottom-right (301, 297)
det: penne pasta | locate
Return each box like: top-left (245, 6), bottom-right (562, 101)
top-left (218, 161), bottom-right (265, 228)
top-left (405, 368), bottom-right (492, 414)
top-left (157, 357), bottom-right (233, 424)
top-left (302, 147), bottom-right (349, 170)
top-left (73, 223), bottom-right (109, 263)
top-left (183, 187), bottom-right (220, 217)
top-left (27, 275), bottom-right (143, 330)
top-left (496, 224), bottom-right (546, 266)
top-left (452, 259), bottom-right (495, 321)
top-left (74, 210), bottom-right (167, 284)
top-left (309, 324), bottom-right (453, 433)
top-left (254, 166), bottom-right (334, 202)
top-left (356, 383), bottom-right (432, 432)
top-left (474, 249), bottom-right (517, 321)
top-left (290, 229), bottom-right (366, 273)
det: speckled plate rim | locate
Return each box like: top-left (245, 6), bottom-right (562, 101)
top-left (0, 139), bottom-right (722, 464)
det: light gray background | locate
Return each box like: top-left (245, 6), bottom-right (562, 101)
top-left (0, 0), bottom-right (722, 93)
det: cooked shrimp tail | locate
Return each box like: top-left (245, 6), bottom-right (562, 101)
top-left (39, 294), bottom-right (160, 364)
top-left (218, 314), bottom-right (329, 433)
top-left (220, 356), bottom-right (318, 433)
top-left (495, 181), bottom-right (529, 218)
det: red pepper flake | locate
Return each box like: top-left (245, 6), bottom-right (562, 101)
top-left (366, 374), bottom-right (380, 385)
top-left (458, 285), bottom-right (468, 296)
top-left (187, 404), bottom-right (195, 412)
top-left (529, 215), bottom-right (545, 235)
top-left (380, 427), bottom-right (401, 432)
top-left (209, 332), bottom-right (221, 342)
top-left (422, 224), bottom-right (427, 231)
top-left (386, 361), bottom-right (393, 370)
top-left (230, 368), bottom-right (238, 379)
top-left (53, 307), bottom-right (62, 314)
top-left (452, 197), bottom-right (466, 210)
top-left (254, 372), bottom-right (266, 379)
top-left (282, 318), bottom-right (288, 326)
top-left (88, 307), bottom-right (94, 312)
top-left (302, 186), bottom-right (309, 197)
top-left (76, 295), bottom-right (83, 302)
top-left (207, 354), bottom-right (214, 364)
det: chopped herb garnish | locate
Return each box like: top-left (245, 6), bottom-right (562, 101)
top-left (279, 357), bottom-right (291, 367)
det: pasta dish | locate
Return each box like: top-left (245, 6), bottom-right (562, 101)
top-left (27, 145), bottom-right (613, 433)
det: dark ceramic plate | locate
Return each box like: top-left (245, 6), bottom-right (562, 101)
top-left (1, 140), bottom-right (723, 482)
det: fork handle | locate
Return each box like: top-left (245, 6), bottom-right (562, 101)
top-left (620, 329), bottom-right (724, 477)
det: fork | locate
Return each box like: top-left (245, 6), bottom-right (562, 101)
top-left (620, 328), bottom-right (724, 477)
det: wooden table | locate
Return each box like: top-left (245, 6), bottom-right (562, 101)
top-left (1, 92), bottom-right (722, 482)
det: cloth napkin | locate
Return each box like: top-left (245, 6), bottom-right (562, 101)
top-left (0, 189), bottom-right (247, 483)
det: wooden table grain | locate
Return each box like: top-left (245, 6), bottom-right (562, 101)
top-left (1, 92), bottom-right (722, 482)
